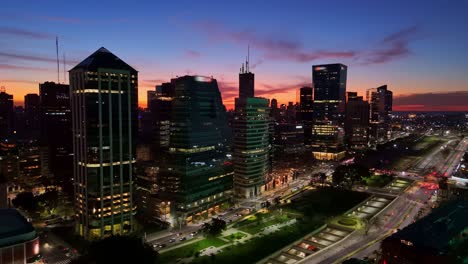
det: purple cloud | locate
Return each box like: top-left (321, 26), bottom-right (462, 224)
top-left (0, 27), bottom-right (54, 40)
top-left (184, 50), bottom-right (201, 58)
top-left (0, 52), bottom-right (78, 65)
top-left (361, 26), bottom-right (419, 65)
top-left (189, 21), bottom-right (419, 65)
top-left (0, 64), bottom-right (49, 72)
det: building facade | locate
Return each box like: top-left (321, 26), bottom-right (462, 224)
top-left (158, 76), bottom-right (233, 224)
top-left (311, 64), bottom-right (347, 161)
top-left (233, 97), bottom-right (270, 198)
top-left (39, 82), bottom-right (73, 185)
top-left (366, 85), bottom-right (393, 144)
top-left (24, 94), bottom-right (40, 140)
top-left (345, 92), bottom-right (370, 149)
top-left (70, 47), bottom-right (138, 239)
top-left (0, 90), bottom-right (14, 141)
top-left (0, 209), bottom-right (40, 264)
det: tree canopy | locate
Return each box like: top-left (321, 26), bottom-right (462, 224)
top-left (332, 164), bottom-right (371, 188)
top-left (201, 218), bottom-right (227, 236)
top-left (70, 235), bottom-right (158, 264)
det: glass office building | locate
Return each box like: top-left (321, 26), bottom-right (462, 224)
top-left (69, 47), bottom-right (138, 239)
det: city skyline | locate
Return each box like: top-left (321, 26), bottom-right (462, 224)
top-left (1, 0), bottom-right (468, 111)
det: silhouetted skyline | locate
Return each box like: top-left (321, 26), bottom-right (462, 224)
top-left (1, 0), bottom-right (468, 111)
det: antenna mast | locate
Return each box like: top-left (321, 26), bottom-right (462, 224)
top-left (63, 52), bottom-right (67, 83)
top-left (56, 36), bottom-right (60, 83)
top-left (247, 45), bottom-right (250, 72)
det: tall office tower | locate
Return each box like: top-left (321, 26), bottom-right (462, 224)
top-left (158, 76), bottom-right (232, 225)
top-left (366, 85), bottom-right (393, 143)
top-left (0, 90), bottom-right (14, 140)
top-left (311, 64), bottom-right (347, 161)
top-left (233, 97), bottom-right (270, 198)
top-left (345, 92), bottom-right (369, 149)
top-left (69, 47), bottom-right (138, 239)
top-left (270, 98), bottom-right (280, 121)
top-left (148, 83), bottom-right (174, 151)
top-left (233, 57), bottom-right (270, 197)
top-left (299, 87), bottom-right (313, 145)
top-left (24, 94), bottom-right (40, 140)
top-left (39, 82), bottom-right (73, 185)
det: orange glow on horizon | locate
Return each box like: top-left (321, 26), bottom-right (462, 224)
top-left (3, 80), bottom-right (468, 112)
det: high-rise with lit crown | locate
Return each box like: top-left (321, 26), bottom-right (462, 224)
top-left (69, 47), bottom-right (138, 239)
top-left (311, 63), bottom-right (347, 161)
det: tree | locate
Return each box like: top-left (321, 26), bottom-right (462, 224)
top-left (12, 192), bottom-right (38, 213)
top-left (319, 172), bottom-right (327, 186)
top-left (201, 218), bottom-right (227, 236)
top-left (332, 164), bottom-right (370, 188)
top-left (70, 236), bottom-right (158, 264)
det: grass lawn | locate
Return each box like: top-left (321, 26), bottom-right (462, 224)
top-left (223, 232), bottom-right (247, 241)
top-left (363, 173), bottom-right (393, 188)
top-left (158, 237), bottom-right (227, 262)
top-left (234, 211), bottom-right (292, 234)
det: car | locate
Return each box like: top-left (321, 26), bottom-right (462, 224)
top-left (176, 232), bottom-right (183, 237)
top-left (153, 244), bottom-right (160, 248)
top-left (159, 244), bottom-right (166, 248)
top-left (180, 237), bottom-right (186, 241)
top-left (190, 231), bottom-right (197, 236)
top-left (169, 238), bottom-right (176, 243)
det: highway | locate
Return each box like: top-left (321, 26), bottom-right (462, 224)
top-left (301, 183), bottom-right (432, 264)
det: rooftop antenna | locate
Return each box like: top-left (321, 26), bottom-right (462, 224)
top-left (247, 45), bottom-right (250, 72)
top-left (63, 52), bottom-right (67, 83)
top-left (56, 36), bottom-right (60, 84)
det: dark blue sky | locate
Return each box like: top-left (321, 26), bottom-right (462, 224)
top-left (1, 0), bottom-right (468, 110)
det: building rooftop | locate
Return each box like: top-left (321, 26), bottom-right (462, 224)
top-left (70, 47), bottom-right (137, 72)
top-left (390, 200), bottom-right (468, 253)
top-left (0, 209), bottom-right (37, 248)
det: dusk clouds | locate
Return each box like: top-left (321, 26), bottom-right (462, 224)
top-left (0, 26), bottom-right (54, 40)
top-left (190, 21), bottom-right (419, 65)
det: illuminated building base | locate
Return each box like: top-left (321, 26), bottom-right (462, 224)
top-left (76, 221), bottom-right (132, 240)
top-left (312, 151), bottom-right (346, 161)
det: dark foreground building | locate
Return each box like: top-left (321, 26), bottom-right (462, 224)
top-left (39, 82), bottom-right (73, 185)
top-left (0, 209), bottom-right (40, 263)
top-left (382, 200), bottom-right (468, 264)
top-left (70, 47), bottom-right (138, 239)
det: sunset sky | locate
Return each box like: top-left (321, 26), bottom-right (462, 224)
top-left (1, 0), bottom-right (468, 111)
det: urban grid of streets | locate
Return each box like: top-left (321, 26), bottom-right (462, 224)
top-left (39, 133), bottom-right (467, 264)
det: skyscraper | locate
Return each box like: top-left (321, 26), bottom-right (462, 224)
top-left (299, 87), bottom-right (313, 121)
top-left (366, 85), bottom-right (393, 143)
top-left (0, 90), bottom-right (14, 140)
top-left (311, 64), bottom-right (347, 161)
top-left (233, 97), bottom-right (270, 198)
top-left (299, 87), bottom-right (313, 145)
top-left (39, 82), bottom-right (72, 185)
top-left (158, 75), bottom-right (232, 225)
top-left (24, 94), bottom-right (40, 139)
top-left (233, 58), bottom-right (271, 198)
top-left (148, 82), bottom-right (174, 151)
top-left (70, 47), bottom-right (138, 239)
top-left (345, 92), bottom-right (370, 149)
